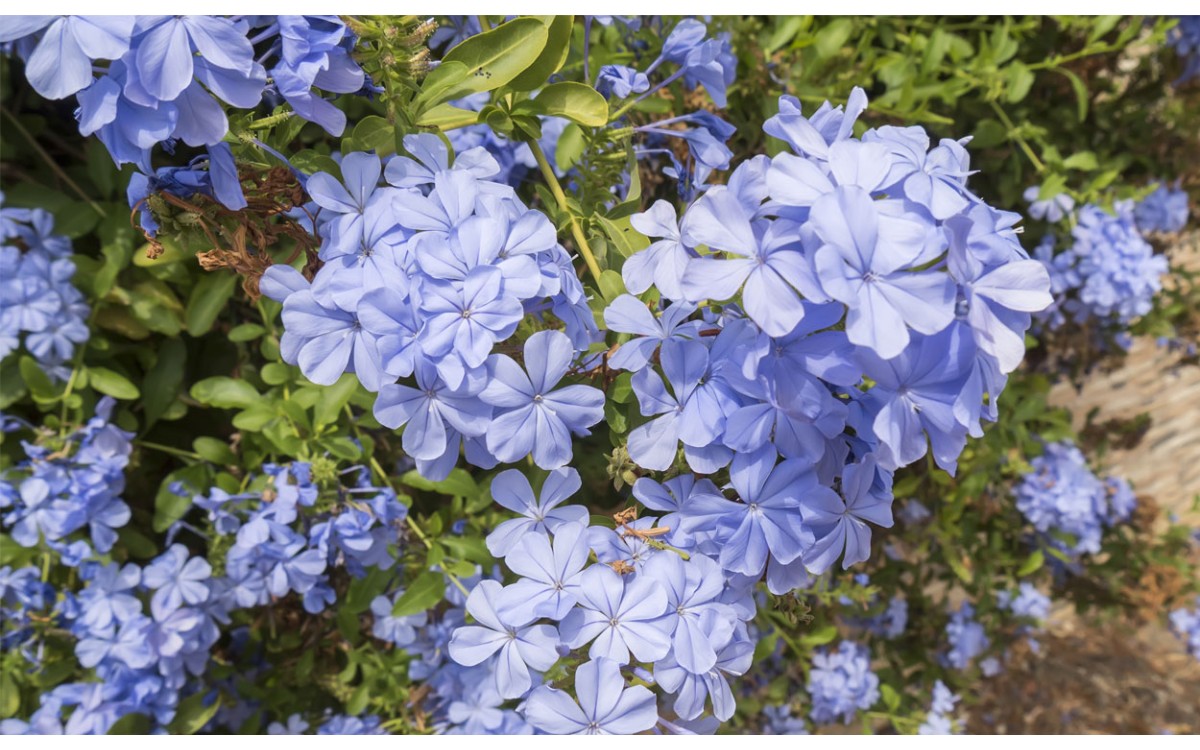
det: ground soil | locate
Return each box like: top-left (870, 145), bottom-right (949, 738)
top-left (969, 230), bottom-right (1200, 734)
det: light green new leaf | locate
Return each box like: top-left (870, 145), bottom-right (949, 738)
top-left (518, 81), bottom-right (609, 127)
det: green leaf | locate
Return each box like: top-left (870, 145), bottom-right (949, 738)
top-left (227, 323), bottom-right (265, 342)
top-left (597, 269), bottom-right (626, 302)
top-left (555, 123), bottom-right (584, 172)
top-left (392, 570), bottom-right (446, 616)
top-left (1056, 68), bottom-right (1089, 122)
top-left (881, 683), bottom-right (901, 713)
top-left (597, 215), bottom-right (649, 259)
top-left (415, 103), bottom-right (482, 130)
top-left (345, 567), bottom-right (393, 614)
top-left (349, 115), bottom-right (396, 156)
top-left (346, 684), bottom-right (371, 716)
top-left (18, 356), bottom-right (57, 401)
top-left (815, 18), bottom-right (854, 59)
top-left (89, 367), bottom-right (140, 400)
top-left (765, 16), bottom-right (806, 54)
top-left (1087, 16), bottom-right (1122, 44)
top-left (970, 119), bottom-right (1008, 149)
top-left (1017, 549), bottom-right (1045, 577)
top-left (507, 16), bottom-right (574, 91)
top-left (0, 358), bottom-right (27, 409)
top-left (261, 362), bottom-right (292, 386)
top-left (800, 623), bottom-right (838, 646)
top-left (107, 713), bottom-right (151, 734)
top-left (517, 81), bottom-right (608, 126)
top-left (153, 465), bottom-right (209, 533)
top-left (437, 18), bottom-right (551, 100)
top-left (416, 61), bottom-right (470, 109)
top-left (1063, 151), bottom-right (1098, 170)
top-left (193, 437), bottom-right (237, 465)
top-left (320, 436), bottom-right (362, 460)
top-left (185, 272), bottom-right (238, 336)
top-left (313, 373), bottom-right (361, 428)
top-left (0, 672), bottom-right (18, 718)
top-left (1005, 61), bottom-right (1035, 103)
top-left (944, 549), bottom-right (975, 584)
top-left (142, 338), bottom-right (186, 427)
top-left (232, 404), bottom-right (275, 431)
top-left (191, 376), bottom-right (259, 410)
top-left (169, 692), bottom-right (221, 735)
top-left (401, 468), bottom-right (480, 499)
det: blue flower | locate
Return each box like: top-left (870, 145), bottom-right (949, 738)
top-left (370, 593), bottom-right (428, 646)
top-left (142, 544), bottom-right (212, 621)
top-left (0, 16), bottom-right (134, 100)
top-left (654, 628), bottom-right (754, 722)
top-left (1169, 595), bottom-right (1200, 661)
top-left (560, 565), bottom-right (672, 664)
top-left (480, 330), bottom-right (604, 470)
top-left (944, 602), bottom-right (989, 670)
top-left (498, 521), bottom-right (590, 622)
top-left (624, 200), bottom-right (691, 300)
top-left (603, 295), bottom-right (699, 372)
top-left (680, 188), bottom-right (819, 338)
top-left (484, 467), bottom-right (589, 557)
top-left (523, 657), bottom-right (658, 735)
top-left (373, 360), bottom-right (491, 462)
top-left (448, 580), bottom-right (559, 699)
top-left (1023, 184), bottom-right (1075, 223)
top-left (640, 553), bottom-right (738, 674)
top-left (806, 641), bottom-right (879, 724)
top-left (76, 562), bottom-right (142, 632)
top-left (1134, 181), bottom-right (1189, 234)
top-left (130, 16), bottom-right (255, 103)
top-left (801, 454), bottom-right (894, 573)
top-left (596, 65), bottom-right (650, 99)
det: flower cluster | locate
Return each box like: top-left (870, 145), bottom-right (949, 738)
top-left (943, 602), bottom-right (990, 671)
top-left (1, 398), bottom-right (131, 561)
top-left (805, 641), bottom-right (880, 725)
top-left (1169, 595), bottom-right (1200, 662)
top-left (1033, 201), bottom-right (1168, 342)
top-left (1014, 441), bottom-right (1136, 557)
top-left (998, 582), bottom-right (1051, 623)
top-left (1134, 181), bottom-right (1190, 234)
top-left (442, 467), bottom-right (760, 732)
top-left (1, 196), bottom-right (89, 379)
top-left (0, 419), bottom-right (410, 734)
top-left (308, 88), bottom-right (1059, 733)
top-left (1, 16), bottom-right (365, 202)
top-left (263, 135), bottom-right (604, 479)
top-left (917, 680), bottom-right (960, 735)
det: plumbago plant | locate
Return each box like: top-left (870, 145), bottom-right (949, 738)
top-left (1, 15), bottom-right (1197, 736)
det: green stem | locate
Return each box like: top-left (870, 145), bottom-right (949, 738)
top-left (477, 15), bottom-right (492, 32)
top-left (528, 140), bottom-right (603, 284)
top-left (2, 107), bottom-right (107, 217)
top-left (348, 407), bottom-right (469, 598)
top-left (989, 100), bottom-right (1045, 173)
top-left (136, 440), bottom-right (203, 461)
